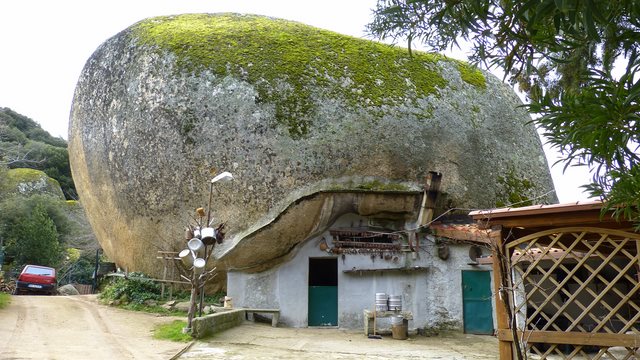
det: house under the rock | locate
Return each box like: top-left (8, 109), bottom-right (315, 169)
top-left (227, 174), bottom-right (498, 334)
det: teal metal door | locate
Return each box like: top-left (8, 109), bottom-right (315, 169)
top-left (462, 270), bottom-right (494, 334)
top-left (308, 258), bottom-right (337, 326)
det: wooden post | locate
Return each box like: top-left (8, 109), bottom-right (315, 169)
top-left (636, 240), bottom-right (640, 284)
top-left (418, 172), bottom-right (442, 226)
top-left (161, 256), bottom-right (167, 299)
top-left (169, 262), bottom-right (174, 300)
top-left (490, 225), bottom-right (513, 360)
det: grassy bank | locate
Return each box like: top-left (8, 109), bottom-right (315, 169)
top-left (153, 320), bottom-right (191, 342)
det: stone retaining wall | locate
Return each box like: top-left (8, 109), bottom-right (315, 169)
top-left (191, 309), bottom-right (246, 339)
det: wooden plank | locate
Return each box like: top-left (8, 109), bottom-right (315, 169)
top-left (363, 309), bottom-right (414, 320)
top-left (497, 329), bottom-right (640, 347)
top-left (343, 266), bottom-right (428, 273)
top-left (150, 278), bottom-right (190, 285)
top-left (474, 209), bottom-right (625, 229)
top-left (470, 201), bottom-right (603, 219)
top-left (244, 308), bottom-right (280, 313)
top-left (490, 226), bottom-right (513, 360)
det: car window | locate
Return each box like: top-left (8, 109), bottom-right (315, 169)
top-left (25, 266), bottom-right (54, 276)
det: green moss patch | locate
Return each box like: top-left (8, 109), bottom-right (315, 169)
top-left (7, 168), bottom-right (46, 182)
top-left (6, 168), bottom-right (60, 189)
top-left (328, 179), bottom-right (411, 192)
top-left (454, 61), bottom-right (486, 89)
top-left (131, 13), bottom-right (454, 138)
top-left (495, 168), bottom-right (537, 208)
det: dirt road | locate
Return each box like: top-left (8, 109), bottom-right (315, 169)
top-left (0, 295), bottom-right (187, 360)
top-left (0, 294), bottom-right (499, 359)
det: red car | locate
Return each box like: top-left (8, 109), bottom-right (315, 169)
top-left (14, 265), bottom-right (57, 295)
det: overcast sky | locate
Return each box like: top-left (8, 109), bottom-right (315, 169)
top-left (0, 0), bottom-right (594, 203)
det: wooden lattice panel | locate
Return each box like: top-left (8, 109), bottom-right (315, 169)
top-left (506, 227), bottom-right (640, 359)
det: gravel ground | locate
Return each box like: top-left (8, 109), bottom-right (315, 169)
top-left (180, 323), bottom-right (499, 359)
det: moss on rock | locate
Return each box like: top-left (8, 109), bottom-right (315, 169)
top-left (130, 13), bottom-right (483, 137)
top-left (454, 61), bottom-right (486, 89)
top-left (4, 168), bottom-right (64, 199)
top-left (495, 167), bottom-right (539, 208)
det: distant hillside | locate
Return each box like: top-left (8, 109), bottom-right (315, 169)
top-left (0, 107), bottom-right (76, 199)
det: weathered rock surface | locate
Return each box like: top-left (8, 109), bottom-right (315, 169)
top-left (69, 14), bottom-right (556, 284)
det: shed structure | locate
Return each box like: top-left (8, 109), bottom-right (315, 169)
top-left (226, 207), bottom-right (497, 333)
top-left (471, 201), bottom-right (640, 359)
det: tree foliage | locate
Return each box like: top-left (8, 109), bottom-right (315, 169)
top-left (5, 202), bottom-right (63, 268)
top-left (0, 195), bottom-right (69, 268)
top-left (0, 107), bottom-right (76, 199)
top-left (369, 0), bottom-right (640, 224)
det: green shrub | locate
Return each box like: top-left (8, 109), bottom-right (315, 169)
top-left (0, 194), bottom-right (69, 269)
top-left (99, 273), bottom-right (161, 304)
top-left (6, 202), bottom-right (63, 268)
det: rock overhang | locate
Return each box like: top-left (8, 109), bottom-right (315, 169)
top-left (217, 189), bottom-right (423, 273)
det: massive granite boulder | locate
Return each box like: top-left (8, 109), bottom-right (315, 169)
top-left (69, 13), bottom-right (556, 283)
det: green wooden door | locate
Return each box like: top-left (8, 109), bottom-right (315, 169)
top-left (462, 270), bottom-right (494, 334)
top-left (308, 258), bottom-right (337, 326)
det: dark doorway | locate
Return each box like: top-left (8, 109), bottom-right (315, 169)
top-left (308, 258), bottom-right (338, 326)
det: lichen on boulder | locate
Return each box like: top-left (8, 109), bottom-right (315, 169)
top-left (69, 13), bottom-right (556, 284)
top-left (4, 168), bottom-right (65, 199)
